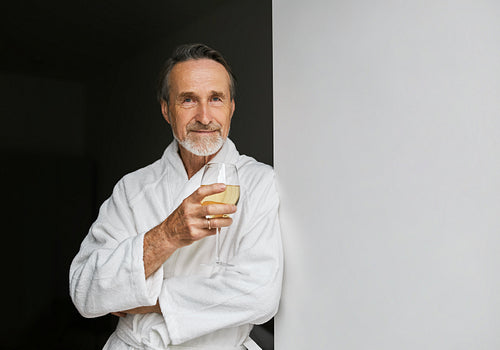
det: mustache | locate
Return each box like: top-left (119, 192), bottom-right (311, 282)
top-left (187, 122), bottom-right (221, 132)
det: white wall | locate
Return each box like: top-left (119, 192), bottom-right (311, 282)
top-left (273, 1), bottom-right (500, 349)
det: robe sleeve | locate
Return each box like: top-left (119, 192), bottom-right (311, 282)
top-left (158, 170), bottom-right (283, 345)
top-left (69, 180), bottom-right (163, 318)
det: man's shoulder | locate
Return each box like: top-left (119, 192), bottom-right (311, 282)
top-left (237, 155), bottom-right (275, 185)
top-left (237, 155), bottom-right (278, 207)
top-left (238, 154), bottom-right (273, 172)
top-left (116, 157), bottom-right (166, 200)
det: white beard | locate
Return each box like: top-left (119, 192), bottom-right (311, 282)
top-left (174, 131), bottom-right (226, 157)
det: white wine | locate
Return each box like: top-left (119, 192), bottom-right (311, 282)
top-left (201, 185), bottom-right (240, 206)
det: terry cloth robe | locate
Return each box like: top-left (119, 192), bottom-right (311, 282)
top-left (69, 139), bottom-right (283, 350)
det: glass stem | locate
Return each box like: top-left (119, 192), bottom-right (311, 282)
top-left (215, 227), bottom-right (221, 264)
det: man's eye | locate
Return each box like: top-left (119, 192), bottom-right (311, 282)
top-left (184, 98), bottom-right (193, 103)
top-left (211, 97), bottom-right (222, 102)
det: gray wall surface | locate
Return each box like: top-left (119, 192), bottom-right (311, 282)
top-left (274, 1), bottom-right (500, 349)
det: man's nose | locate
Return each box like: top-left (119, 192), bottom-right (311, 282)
top-left (195, 102), bottom-right (211, 124)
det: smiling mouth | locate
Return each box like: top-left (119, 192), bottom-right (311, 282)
top-left (189, 129), bottom-right (220, 134)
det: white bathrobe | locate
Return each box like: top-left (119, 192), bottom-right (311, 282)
top-left (69, 139), bottom-right (283, 350)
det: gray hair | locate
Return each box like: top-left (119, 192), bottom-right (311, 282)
top-left (157, 43), bottom-right (236, 105)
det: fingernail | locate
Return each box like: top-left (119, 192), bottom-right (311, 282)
top-left (219, 183), bottom-right (226, 190)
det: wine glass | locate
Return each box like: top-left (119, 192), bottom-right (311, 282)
top-left (201, 163), bottom-right (240, 266)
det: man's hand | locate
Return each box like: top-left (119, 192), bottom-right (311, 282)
top-left (112, 301), bottom-right (162, 317)
top-left (143, 183), bottom-right (237, 278)
top-left (163, 183), bottom-right (236, 248)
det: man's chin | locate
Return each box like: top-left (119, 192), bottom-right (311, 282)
top-left (177, 136), bottom-right (225, 157)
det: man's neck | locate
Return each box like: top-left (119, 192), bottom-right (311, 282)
top-left (178, 145), bottom-right (218, 179)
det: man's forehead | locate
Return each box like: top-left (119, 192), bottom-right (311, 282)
top-left (167, 58), bottom-right (232, 101)
top-left (178, 90), bottom-right (227, 97)
top-left (170, 59), bottom-right (230, 81)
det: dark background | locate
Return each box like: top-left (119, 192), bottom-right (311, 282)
top-left (0, 1), bottom-right (274, 349)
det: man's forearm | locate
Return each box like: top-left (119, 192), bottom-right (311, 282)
top-left (143, 221), bottom-right (177, 279)
top-left (112, 300), bottom-right (162, 317)
top-left (125, 300), bottom-right (162, 314)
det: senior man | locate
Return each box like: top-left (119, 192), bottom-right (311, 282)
top-left (70, 43), bottom-right (283, 350)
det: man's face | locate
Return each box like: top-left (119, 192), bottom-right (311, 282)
top-left (161, 58), bottom-right (235, 157)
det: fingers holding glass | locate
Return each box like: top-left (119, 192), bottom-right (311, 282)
top-left (205, 215), bottom-right (233, 231)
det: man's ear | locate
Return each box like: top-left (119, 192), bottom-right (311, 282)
top-left (230, 99), bottom-right (235, 120)
top-left (161, 100), bottom-right (171, 124)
